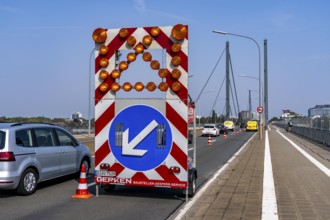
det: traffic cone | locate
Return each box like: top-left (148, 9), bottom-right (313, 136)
top-left (208, 135), bottom-right (212, 145)
top-left (223, 133), bottom-right (227, 139)
top-left (72, 164), bottom-right (93, 199)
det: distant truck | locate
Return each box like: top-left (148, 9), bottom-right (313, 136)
top-left (92, 24), bottom-right (197, 197)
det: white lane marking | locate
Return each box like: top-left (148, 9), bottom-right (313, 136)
top-left (277, 130), bottom-right (330, 177)
top-left (171, 133), bottom-right (256, 220)
top-left (88, 182), bottom-right (96, 187)
top-left (262, 131), bottom-right (279, 220)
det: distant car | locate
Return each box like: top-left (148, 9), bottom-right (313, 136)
top-left (217, 124), bottom-right (228, 134)
top-left (202, 124), bottom-right (219, 137)
top-left (224, 121), bottom-right (235, 131)
top-left (246, 120), bottom-right (258, 131)
top-left (0, 123), bottom-right (92, 195)
top-left (188, 130), bottom-right (193, 144)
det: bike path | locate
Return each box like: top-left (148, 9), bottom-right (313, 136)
top-left (172, 125), bottom-right (330, 219)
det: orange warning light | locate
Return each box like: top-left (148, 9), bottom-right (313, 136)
top-left (127, 36), bottom-right (136, 46)
top-left (158, 82), bottom-right (169, 91)
top-left (150, 60), bottom-right (160, 70)
top-left (150, 27), bottom-right (160, 37)
top-left (134, 44), bottom-right (144, 54)
top-left (119, 28), bottom-right (129, 38)
top-left (171, 24), bottom-right (187, 41)
top-left (146, 82), bottom-right (156, 91)
top-left (171, 43), bottom-right (181, 53)
top-left (99, 70), bottom-right (108, 80)
top-left (119, 61), bottom-right (128, 71)
top-left (143, 35), bottom-right (152, 45)
top-left (142, 52), bottom-right (152, 62)
top-left (171, 82), bottom-right (181, 92)
top-left (111, 69), bottom-right (121, 79)
top-left (99, 45), bottom-right (109, 55)
top-left (171, 69), bottom-right (181, 79)
top-left (111, 82), bottom-right (121, 92)
top-left (158, 69), bottom-right (169, 78)
top-left (122, 82), bottom-right (132, 92)
top-left (171, 56), bottom-right (181, 66)
top-left (92, 28), bottom-right (107, 44)
top-left (99, 58), bottom-right (109, 67)
top-left (127, 52), bottom-right (136, 62)
top-left (134, 82), bottom-right (144, 91)
top-left (99, 82), bottom-right (109, 92)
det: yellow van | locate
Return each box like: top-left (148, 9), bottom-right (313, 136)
top-left (246, 120), bottom-right (258, 131)
top-left (224, 121), bottom-right (234, 131)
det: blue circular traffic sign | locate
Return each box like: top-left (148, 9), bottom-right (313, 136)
top-left (109, 105), bottom-right (172, 171)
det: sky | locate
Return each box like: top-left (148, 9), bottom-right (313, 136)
top-left (1, 0), bottom-right (329, 120)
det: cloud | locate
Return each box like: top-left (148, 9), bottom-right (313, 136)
top-left (270, 12), bottom-right (304, 32)
top-left (134, 0), bottom-right (146, 12)
top-left (272, 13), bottom-right (295, 28)
top-left (15, 25), bottom-right (80, 31)
top-left (307, 53), bottom-right (330, 61)
top-left (0, 5), bottom-right (24, 14)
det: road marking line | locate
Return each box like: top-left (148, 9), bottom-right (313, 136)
top-left (88, 182), bottom-right (96, 187)
top-left (171, 133), bottom-right (256, 220)
top-left (262, 131), bottom-right (278, 220)
top-left (277, 130), bottom-right (330, 177)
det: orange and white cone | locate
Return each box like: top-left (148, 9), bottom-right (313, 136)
top-left (208, 135), bottom-right (212, 145)
top-left (223, 133), bottom-right (227, 139)
top-left (72, 164), bottom-right (93, 199)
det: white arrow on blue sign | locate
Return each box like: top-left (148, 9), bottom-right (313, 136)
top-left (109, 105), bottom-right (172, 171)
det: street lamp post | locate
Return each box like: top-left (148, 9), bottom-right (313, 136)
top-left (88, 48), bottom-right (95, 137)
top-left (213, 30), bottom-right (263, 140)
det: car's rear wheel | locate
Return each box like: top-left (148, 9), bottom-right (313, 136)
top-left (17, 168), bottom-right (38, 196)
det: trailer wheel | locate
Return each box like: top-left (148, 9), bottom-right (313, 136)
top-left (188, 173), bottom-right (196, 197)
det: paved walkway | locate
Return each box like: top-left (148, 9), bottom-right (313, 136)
top-left (171, 125), bottom-right (330, 220)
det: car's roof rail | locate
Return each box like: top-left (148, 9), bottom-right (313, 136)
top-left (10, 122), bottom-right (55, 127)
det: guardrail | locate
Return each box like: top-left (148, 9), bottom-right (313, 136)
top-left (273, 121), bottom-right (330, 146)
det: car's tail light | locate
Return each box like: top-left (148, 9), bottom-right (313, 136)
top-left (0, 152), bottom-right (16, 161)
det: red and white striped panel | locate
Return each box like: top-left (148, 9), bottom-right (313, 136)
top-left (94, 25), bottom-right (188, 188)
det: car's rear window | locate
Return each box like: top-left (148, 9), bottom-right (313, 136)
top-left (204, 125), bottom-right (215, 128)
top-left (0, 131), bottom-right (5, 149)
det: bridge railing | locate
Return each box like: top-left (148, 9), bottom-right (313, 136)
top-left (273, 116), bottom-right (330, 146)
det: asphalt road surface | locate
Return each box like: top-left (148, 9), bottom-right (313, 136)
top-left (0, 131), bottom-right (254, 220)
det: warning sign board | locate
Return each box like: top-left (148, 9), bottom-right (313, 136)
top-left (93, 25), bottom-right (189, 189)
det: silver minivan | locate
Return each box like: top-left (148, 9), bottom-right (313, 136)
top-left (0, 123), bottom-right (92, 195)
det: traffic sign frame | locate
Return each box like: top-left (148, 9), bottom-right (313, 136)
top-left (93, 25), bottom-right (189, 189)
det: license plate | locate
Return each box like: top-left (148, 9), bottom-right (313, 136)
top-left (98, 170), bottom-right (116, 177)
